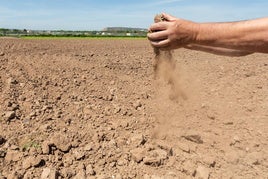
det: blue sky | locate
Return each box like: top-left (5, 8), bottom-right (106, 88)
top-left (0, 0), bottom-right (267, 30)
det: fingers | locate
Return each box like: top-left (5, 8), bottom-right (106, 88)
top-left (147, 22), bottom-right (171, 48)
top-left (147, 30), bottom-right (168, 41)
top-left (162, 13), bottom-right (177, 21)
top-left (150, 39), bottom-right (170, 48)
top-left (148, 21), bottom-right (168, 32)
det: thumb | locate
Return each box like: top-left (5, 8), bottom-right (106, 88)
top-left (162, 13), bottom-right (177, 21)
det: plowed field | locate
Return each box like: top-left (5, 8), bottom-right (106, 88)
top-left (0, 38), bottom-right (267, 179)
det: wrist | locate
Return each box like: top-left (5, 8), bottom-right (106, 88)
top-left (174, 20), bottom-right (201, 46)
top-left (191, 22), bottom-right (202, 44)
top-left (194, 23), bottom-right (213, 44)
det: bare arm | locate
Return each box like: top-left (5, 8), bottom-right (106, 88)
top-left (185, 44), bottom-right (253, 57)
top-left (196, 18), bottom-right (268, 53)
top-left (148, 13), bottom-right (268, 54)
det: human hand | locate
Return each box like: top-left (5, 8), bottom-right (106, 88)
top-left (147, 13), bottom-right (199, 50)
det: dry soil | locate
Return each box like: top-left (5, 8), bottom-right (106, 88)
top-left (0, 38), bottom-right (267, 179)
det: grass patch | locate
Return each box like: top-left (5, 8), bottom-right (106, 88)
top-left (21, 140), bottom-right (41, 151)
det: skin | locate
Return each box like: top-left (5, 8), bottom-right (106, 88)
top-left (148, 13), bottom-right (268, 56)
top-left (185, 44), bottom-right (253, 57)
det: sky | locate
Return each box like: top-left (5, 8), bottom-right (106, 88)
top-left (0, 0), bottom-right (268, 30)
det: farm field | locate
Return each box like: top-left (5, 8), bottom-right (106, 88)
top-left (0, 38), bottom-right (267, 178)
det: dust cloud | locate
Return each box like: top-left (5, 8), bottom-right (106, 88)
top-left (153, 50), bottom-right (187, 101)
top-left (151, 14), bottom-right (188, 139)
top-left (152, 49), bottom-right (188, 139)
top-left (152, 14), bottom-right (187, 101)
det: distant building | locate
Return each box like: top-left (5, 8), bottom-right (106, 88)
top-left (101, 32), bottom-right (112, 36)
top-left (103, 27), bottom-right (147, 32)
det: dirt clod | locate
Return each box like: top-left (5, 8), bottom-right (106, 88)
top-left (5, 150), bottom-right (23, 163)
top-left (86, 164), bottom-right (96, 176)
top-left (130, 148), bottom-right (146, 163)
top-left (41, 141), bottom-right (51, 154)
top-left (4, 111), bottom-right (16, 121)
top-left (41, 168), bottom-right (58, 179)
top-left (50, 134), bottom-right (72, 152)
top-left (194, 165), bottom-right (210, 179)
top-left (73, 169), bottom-right (86, 179)
top-left (133, 100), bottom-right (142, 110)
top-left (182, 134), bottom-right (204, 144)
top-left (73, 148), bottom-right (85, 160)
top-left (131, 134), bottom-right (147, 147)
top-left (143, 149), bottom-right (168, 167)
top-left (22, 156), bottom-right (44, 169)
top-left (178, 142), bottom-right (190, 153)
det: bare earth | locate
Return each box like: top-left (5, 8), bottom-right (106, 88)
top-left (0, 38), bottom-right (267, 179)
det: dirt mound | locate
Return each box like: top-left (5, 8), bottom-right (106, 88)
top-left (0, 39), bottom-right (267, 178)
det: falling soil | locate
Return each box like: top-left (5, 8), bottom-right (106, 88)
top-left (152, 14), bottom-right (186, 101)
top-left (151, 15), bottom-right (188, 139)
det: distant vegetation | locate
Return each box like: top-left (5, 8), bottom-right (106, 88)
top-left (0, 27), bottom-right (148, 38)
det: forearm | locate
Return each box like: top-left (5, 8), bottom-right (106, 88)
top-left (195, 18), bottom-right (268, 53)
top-left (185, 44), bottom-right (253, 57)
